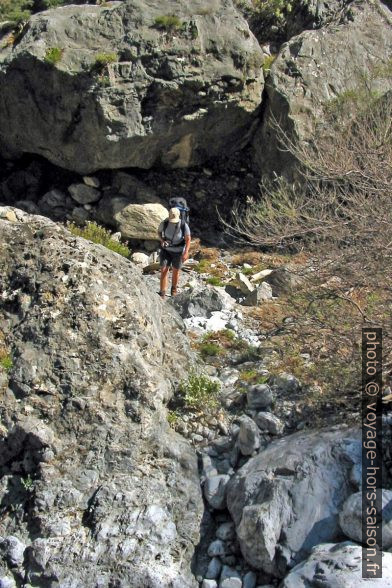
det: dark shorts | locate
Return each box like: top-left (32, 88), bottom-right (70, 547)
top-left (160, 248), bottom-right (183, 270)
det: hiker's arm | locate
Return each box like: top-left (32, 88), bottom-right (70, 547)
top-left (182, 234), bottom-right (191, 262)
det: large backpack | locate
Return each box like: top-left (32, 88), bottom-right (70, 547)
top-left (168, 197), bottom-right (190, 225)
top-left (162, 197), bottom-right (190, 245)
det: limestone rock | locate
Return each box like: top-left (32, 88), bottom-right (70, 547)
top-left (68, 183), bottom-right (101, 205)
top-left (281, 541), bottom-right (392, 587)
top-left (339, 490), bottom-right (392, 549)
top-left (247, 384), bottom-right (275, 410)
top-left (0, 0), bottom-right (263, 174)
top-left (253, 1), bottom-right (392, 177)
top-left (237, 273), bottom-right (255, 295)
top-left (204, 475), bottom-right (231, 510)
top-left (170, 285), bottom-right (235, 319)
top-left (83, 176), bottom-right (100, 188)
top-left (0, 208), bottom-right (202, 587)
top-left (243, 282), bottom-right (273, 306)
top-left (255, 412), bottom-right (284, 435)
top-left (227, 428), bottom-right (361, 576)
top-left (237, 415), bottom-right (260, 456)
top-left (96, 196), bottom-right (168, 241)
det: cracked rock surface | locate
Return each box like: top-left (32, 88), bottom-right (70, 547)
top-left (0, 208), bottom-right (203, 587)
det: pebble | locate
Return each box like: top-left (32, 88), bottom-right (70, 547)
top-left (243, 571), bottom-right (257, 588)
top-left (216, 522), bottom-right (236, 542)
top-left (202, 580), bottom-right (218, 588)
top-left (206, 557), bottom-right (222, 580)
top-left (208, 539), bottom-right (226, 557)
top-left (204, 475), bottom-right (230, 510)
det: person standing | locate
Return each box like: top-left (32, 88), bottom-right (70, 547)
top-left (158, 207), bottom-right (191, 299)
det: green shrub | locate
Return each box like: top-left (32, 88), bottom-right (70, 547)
top-left (167, 410), bottom-right (179, 427)
top-left (154, 15), bottom-right (183, 32)
top-left (0, 0), bottom-right (33, 23)
top-left (92, 52), bottom-right (117, 72)
top-left (178, 371), bottom-right (220, 411)
top-left (44, 47), bottom-right (63, 65)
top-left (206, 276), bottom-right (224, 287)
top-left (0, 353), bottom-right (13, 372)
top-left (68, 221), bottom-right (131, 259)
top-left (262, 54), bottom-right (276, 74)
top-left (198, 341), bottom-right (222, 359)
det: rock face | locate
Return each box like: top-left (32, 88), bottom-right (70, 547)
top-left (226, 428), bottom-right (361, 577)
top-left (0, 0), bottom-right (263, 174)
top-left (281, 541), bottom-right (392, 587)
top-left (253, 0), bottom-right (392, 176)
top-left (0, 207), bottom-right (203, 587)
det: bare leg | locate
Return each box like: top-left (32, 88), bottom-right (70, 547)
top-left (160, 266), bottom-right (169, 296)
top-left (171, 268), bottom-right (180, 295)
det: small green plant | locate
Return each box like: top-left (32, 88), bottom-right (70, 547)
top-left (44, 47), bottom-right (64, 65)
top-left (68, 222), bottom-right (131, 259)
top-left (0, 350), bottom-right (12, 372)
top-left (178, 371), bottom-right (220, 411)
top-left (154, 15), bottom-right (183, 32)
top-left (206, 276), bottom-right (224, 287)
top-left (198, 341), bottom-right (222, 359)
top-left (167, 410), bottom-right (179, 427)
top-left (262, 54), bottom-right (276, 75)
top-left (21, 474), bottom-right (34, 492)
top-left (92, 52), bottom-right (117, 73)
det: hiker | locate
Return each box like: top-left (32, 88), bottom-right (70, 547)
top-left (158, 207), bottom-right (191, 298)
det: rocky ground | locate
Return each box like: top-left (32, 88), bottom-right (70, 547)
top-left (1, 207), bottom-right (391, 587)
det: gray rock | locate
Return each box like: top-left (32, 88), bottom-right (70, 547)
top-left (281, 541), bottom-right (392, 587)
top-left (202, 581), bottom-right (218, 588)
top-left (220, 580), bottom-right (242, 588)
top-left (204, 475), bottom-right (231, 510)
top-left (0, 537), bottom-right (25, 567)
top-left (253, 1), bottom-right (392, 178)
top-left (227, 428), bottom-right (361, 577)
top-left (255, 412), bottom-right (284, 435)
top-left (219, 566), bottom-right (242, 587)
top-left (70, 206), bottom-right (90, 225)
top-left (237, 415), bottom-right (260, 456)
top-left (0, 575), bottom-right (16, 588)
top-left (237, 273), bottom-right (255, 295)
top-left (83, 176), bottom-right (100, 188)
top-left (339, 490), bottom-right (392, 549)
top-left (242, 571), bottom-right (256, 588)
top-left (14, 200), bottom-right (40, 215)
top-left (96, 195), bottom-right (167, 241)
top-left (38, 189), bottom-right (68, 209)
top-left (243, 282), bottom-right (273, 306)
top-left (247, 384), bottom-right (275, 410)
top-left (206, 557), bottom-right (222, 580)
top-left (270, 373), bottom-right (301, 394)
top-left (208, 540), bottom-right (226, 558)
top-left (0, 0), bottom-right (263, 173)
top-left (68, 183), bottom-right (101, 205)
top-left (0, 208), bottom-right (202, 587)
top-left (171, 285), bottom-right (235, 319)
top-left (130, 252), bottom-right (150, 268)
top-left (216, 522), bottom-right (236, 542)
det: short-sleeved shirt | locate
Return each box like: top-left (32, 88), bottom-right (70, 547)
top-left (158, 220), bottom-right (190, 253)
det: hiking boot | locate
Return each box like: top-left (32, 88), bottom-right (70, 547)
top-left (171, 287), bottom-right (178, 297)
top-left (159, 291), bottom-right (166, 299)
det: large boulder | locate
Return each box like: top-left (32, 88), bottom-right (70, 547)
top-left (0, 207), bottom-right (203, 587)
top-left (0, 0), bottom-right (263, 174)
top-left (226, 427), bottom-right (361, 577)
top-left (253, 0), bottom-right (392, 177)
top-left (339, 490), bottom-right (392, 549)
top-left (281, 541), bottom-right (392, 587)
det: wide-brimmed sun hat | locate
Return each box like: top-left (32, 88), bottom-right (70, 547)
top-left (168, 207), bottom-right (180, 223)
